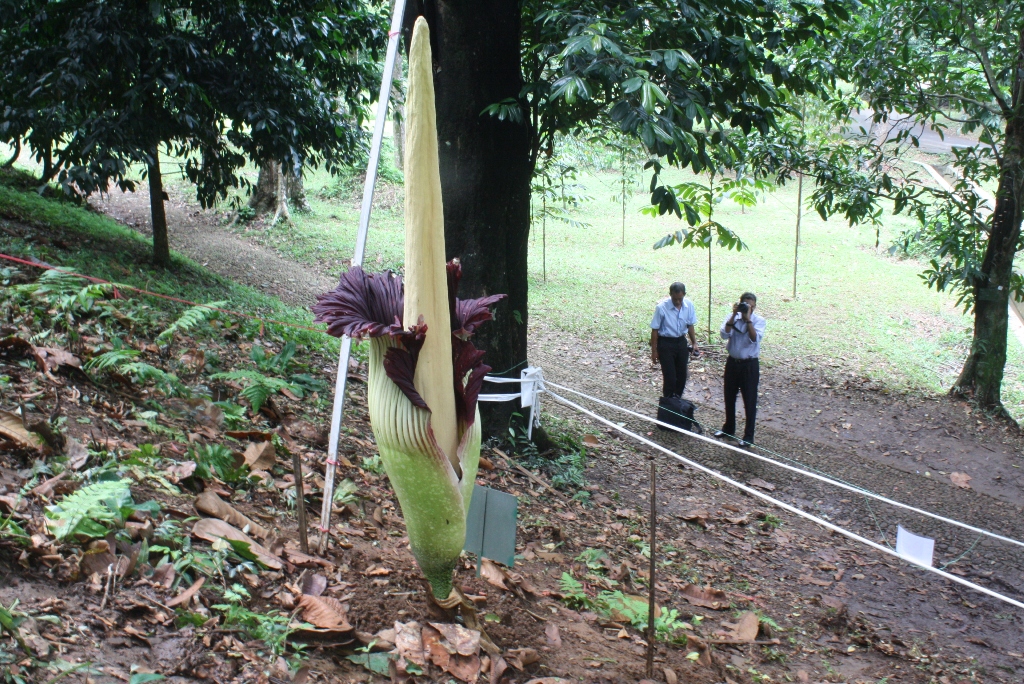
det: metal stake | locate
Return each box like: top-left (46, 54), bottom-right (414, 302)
top-left (318, 0), bottom-right (408, 554)
top-left (646, 455), bottom-right (657, 678)
top-left (793, 172), bottom-right (803, 299)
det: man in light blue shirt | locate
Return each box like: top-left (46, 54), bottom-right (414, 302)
top-left (715, 292), bottom-right (766, 447)
top-left (650, 282), bottom-right (698, 398)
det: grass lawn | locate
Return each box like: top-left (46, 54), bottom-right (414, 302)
top-left (3, 139), bottom-right (1022, 421)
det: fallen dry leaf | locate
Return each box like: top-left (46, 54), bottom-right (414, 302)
top-left (80, 542), bottom-right (118, 577)
top-left (65, 437), bottom-right (89, 470)
top-left (950, 472), bottom-right (972, 489)
top-left (424, 624), bottom-right (482, 683)
top-left (727, 611), bottom-right (759, 641)
top-left (505, 647), bottom-right (539, 670)
top-left (0, 410), bottom-right (43, 451)
top-left (165, 461), bottom-right (197, 483)
top-left (680, 510), bottom-right (709, 529)
top-left (195, 491), bottom-right (270, 540)
top-left (747, 478), bottom-right (776, 492)
top-left (151, 563), bottom-right (175, 589)
top-left (545, 623), bottom-right (561, 648)
top-left (663, 668), bottom-right (678, 684)
top-left (536, 551), bottom-right (564, 563)
top-left (297, 595), bottom-right (351, 631)
top-left (166, 577), bottom-right (206, 608)
top-left (35, 346), bottom-right (81, 372)
top-left (191, 518), bottom-right (282, 569)
top-left (430, 622), bottom-right (482, 657)
top-left (394, 621), bottom-right (427, 667)
top-left (480, 559), bottom-right (508, 590)
top-left (582, 434), bottom-right (599, 446)
top-left (301, 573), bottom-right (328, 597)
top-left (680, 584), bottom-right (729, 610)
top-left (243, 440), bottom-right (277, 471)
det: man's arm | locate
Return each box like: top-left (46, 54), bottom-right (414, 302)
top-left (721, 304), bottom-right (739, 339)
top-left (687, 324), bottom-right (697, 349)
top-left (744, 314), bottom-right (757, 342)
top-left (650, 329), bottom-right (659, 363)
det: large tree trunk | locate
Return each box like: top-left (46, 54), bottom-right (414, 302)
top-left (148, 148), bottom-right (171, 268)
top-left (248, 161), bottom-right (310, 219)
top-left (953, 88), bottom-right (1023, 413)
top-left (405, 1), bottom-right (535, 440)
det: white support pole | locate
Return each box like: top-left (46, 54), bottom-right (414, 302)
top-left (318, 0), bottom-right (407, 554)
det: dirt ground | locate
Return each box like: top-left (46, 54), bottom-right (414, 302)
top-left (41, 185), bottom-right (1024, 681)
top-left (89, 187), bottom-right (336, 307)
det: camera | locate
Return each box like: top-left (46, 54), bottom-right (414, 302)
top-left (736, 301), bottom-right (749, 314)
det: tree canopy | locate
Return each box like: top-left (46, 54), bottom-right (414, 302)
top-left (793, 0), bottom-right (1023, 413)
top-left (0, 0), bottom-right (386, 264)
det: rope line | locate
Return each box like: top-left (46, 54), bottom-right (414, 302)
top-left (541, 359), bottom-right (877, 493)
top-left (543, 387), bottom-right (1024, 611)
top-left (541, 357), bottom-right (859, 473)
top-left (544, 379), bottom-right (1024, 551)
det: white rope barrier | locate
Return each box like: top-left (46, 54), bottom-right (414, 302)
top-left (545, 380), bottom-right (1024, 552)
top-left (543, 388), bottom-right (1024, 611)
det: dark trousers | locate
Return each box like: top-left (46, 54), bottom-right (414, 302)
top-left (657, 337), bottom-right (689, 398)
top-left (722, 357), bottom-right (759, 444)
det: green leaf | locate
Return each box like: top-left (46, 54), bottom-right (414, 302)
top-left (129, 675), bottom-right (166, 684)
top-left (346, 652), bottom-right (395, 676)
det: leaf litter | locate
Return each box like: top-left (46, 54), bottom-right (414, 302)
top-left (0, 225), bottom-right (1019, 684)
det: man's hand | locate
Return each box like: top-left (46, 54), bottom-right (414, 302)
top-left (651, 350), bottom-right (659, 364)
top-left (690, 344), bottom-right (700, 358)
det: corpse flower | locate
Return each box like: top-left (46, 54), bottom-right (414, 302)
top-left (313, 16), bottom-right (505, 600)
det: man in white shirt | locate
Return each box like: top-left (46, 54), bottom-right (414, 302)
top-left (650, 282), bottom-right (699, 398)
top-left (715, 292), bottom-right (766, 447)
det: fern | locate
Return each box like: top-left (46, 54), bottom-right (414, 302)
top-left (210, 370), bottom-right (300, 412)
top-left (194, 443), bottom-right (248, 485)
top-left (558, 572), bottom-right (593, 610)
top-left (157, 301), bottom-right (227, 344)
top-left (85, 349), bottom-right (141, 372)
top-left (251, 340), bottom-right (297, 374)
top-left (46, 479), bottom-right (133, 541)
top-left (17, 267), bottom-right (82, 297)
top-left (85, 350), bottom-right (186, 396)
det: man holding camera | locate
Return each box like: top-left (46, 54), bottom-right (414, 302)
top-left (650, 282), bottom-right (698, 398)
top-left (715, 292), bottom-right (765, 447)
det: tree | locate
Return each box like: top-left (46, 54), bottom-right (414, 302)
top-left (401, 0), bottom-right (848, 437)
top-left (801, 0), bottom-right (1022, 415)
top-left (0, 0), bottom-right (385, 266)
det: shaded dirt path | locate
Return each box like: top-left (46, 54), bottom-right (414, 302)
top-left (89, 185), bottom-right (336, 307)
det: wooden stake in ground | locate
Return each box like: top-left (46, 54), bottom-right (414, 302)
top-left (646, 455), bottom-right (657, 678)
top-left (293, 450), bottom-right (309, 554)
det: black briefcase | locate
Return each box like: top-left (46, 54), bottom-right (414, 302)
top-left (657, 396), bottom-right (703, 434)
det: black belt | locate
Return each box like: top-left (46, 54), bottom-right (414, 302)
top-left (728, 356), bottom-right (759, 363)
top-left (658, 336), bottom-right (686, 341)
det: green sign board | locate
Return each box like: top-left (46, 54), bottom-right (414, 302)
top-left (464, 484), bottom-right (517, 569)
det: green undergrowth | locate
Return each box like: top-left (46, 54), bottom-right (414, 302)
top-left (0, 167), bottom-right (345, 678)
top-left (0, 167), bottom-right (332, 356)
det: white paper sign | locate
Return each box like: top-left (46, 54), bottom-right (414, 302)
top-left (896, 525), bottom-right (935, 567)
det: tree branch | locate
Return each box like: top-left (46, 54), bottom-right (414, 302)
top-left (962, 12), bottom-right (1011, 116)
